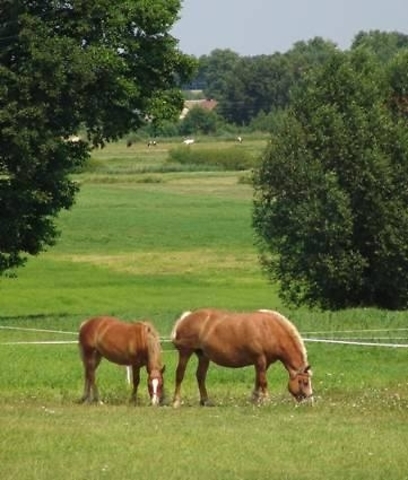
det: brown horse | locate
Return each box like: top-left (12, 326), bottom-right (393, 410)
top-left (78, 316), bottom-right (165, 405)
top-left (171, 308), bottom-right (313, 407)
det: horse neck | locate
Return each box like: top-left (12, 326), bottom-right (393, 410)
top-left (280, 348), bottom-right (307, 376)
top-left (277, 326), bottom-right (308, 375)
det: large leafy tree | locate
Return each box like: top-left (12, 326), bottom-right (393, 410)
top-left (253, 49), bottom-right (408, 310)
top-left (0, 0), bottom-right (194, 275)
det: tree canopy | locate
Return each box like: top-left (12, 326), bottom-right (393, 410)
top-left (253, 48), bottom-right (408, 310)
top-left (351, 30), bottom-right (408, 63)
top-left (190, 39), bottom-right (337, 127)
top-left (0, 0), bottom-right (194, 275)
top-left (186, 33), bottom-right (408, 130)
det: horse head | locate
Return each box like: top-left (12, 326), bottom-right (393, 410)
top-left (288, 365), bottom-right (313, 403)
top-left (147, 366), bottom-right (166, 406)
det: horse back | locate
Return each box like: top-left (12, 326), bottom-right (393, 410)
top-left (79, 316), bottom-right (149, 366)
top-left (172, 309), bottom-right (287, 366)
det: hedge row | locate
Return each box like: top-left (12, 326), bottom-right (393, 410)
top-left (167, 146), bottom-right (257, 171)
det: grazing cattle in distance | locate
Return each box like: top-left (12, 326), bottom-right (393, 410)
top-left (147, 140), bottom-right (157, 147)
top-left (183, 138), bottom-right (195, 145)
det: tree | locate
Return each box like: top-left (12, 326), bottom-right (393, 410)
top-left (253, 49), bottom-right (408, 310)
top-left (196, 49), bottom-right (241, 99)
top-left (215, 38), bottom-right (337, 126)
top-left (387, 50), bottom-right (408, 119)
top-left (351, 30), bottom-right (408, 63)
top-left (216, 54), bottom-right (291, 125)
top-left (0, 0), bottom-right (194, 275)
top-left (179, 106), bottom-right (220, 136)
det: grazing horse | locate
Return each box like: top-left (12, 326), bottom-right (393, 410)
top-left (78, 316), bottom-right (165, 405)
top-left (171, 308), bottom-right (313, 407)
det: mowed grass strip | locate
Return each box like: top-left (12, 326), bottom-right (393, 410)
top-left (1, 402), bottom-right (407, 480)
top-left (52, 182), bottom-right (254, 253)
top-left (53, 249), bottom-right (259, 275)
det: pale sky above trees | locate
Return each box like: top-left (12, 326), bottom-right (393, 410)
top-left (172, 0), bottom-right (408, 56)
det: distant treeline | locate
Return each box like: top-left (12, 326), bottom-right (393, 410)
top-left (141, 31), bottom-right (408, 138)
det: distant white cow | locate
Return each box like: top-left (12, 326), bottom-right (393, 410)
top-left (237, 136), bottom-right (243, 143)
top-left (147, 140), bottom-right (157, 147)
top-left (183, 138), bottom-right (195, 145)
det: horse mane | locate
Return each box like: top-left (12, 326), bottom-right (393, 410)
top-left (258, 309), bottom-right (308, 367)
top-left (143, 321), bottom-right (163, 369)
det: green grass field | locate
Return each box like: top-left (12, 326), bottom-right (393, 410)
top-left (1, 138), bottom-right (408, 479)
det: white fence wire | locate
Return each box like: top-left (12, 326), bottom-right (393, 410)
top-left (1, 325), bottom-right (408, 348)
top-left (2, 324), bottom-right (407, 386)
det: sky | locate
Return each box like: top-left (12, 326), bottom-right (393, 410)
top-left (172, 0), bottom-right (408, 57)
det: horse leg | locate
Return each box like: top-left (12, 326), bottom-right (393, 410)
top-left (252, 357), bottom-right (269, 404)
top-left (196, 353), bottom-right (213, 406)
top-left (131, 366), bottom-right (140, 403)
top-left (81, 349), bottom-right (101, 403)
top-left (90, 352), bottom-right (102, 402)
top-left (172, 349), bottom-right (193, 408)
top-left (80, 346), bottom-right (93, 402)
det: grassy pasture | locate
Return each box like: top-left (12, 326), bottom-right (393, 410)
top-left (1, 137), bottom-right (408, 479)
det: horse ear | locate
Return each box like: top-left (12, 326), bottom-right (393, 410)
top-left (305, 365), bottom-right (312, 374)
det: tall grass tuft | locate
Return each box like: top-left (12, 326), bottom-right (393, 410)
top-left (168, 146), bottom-right (258, 170)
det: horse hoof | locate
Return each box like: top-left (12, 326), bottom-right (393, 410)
top-left (173, 399), bottom-right (182, 409)
top-left (78, 396), bottom-right (95, 404)
top-left (200, 399), bottom-right (215, 407)
top-left (251, 391), bottom-right (270, 404)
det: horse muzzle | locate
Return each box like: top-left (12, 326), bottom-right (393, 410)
top-left (297, 393), bottom-right (314, 405)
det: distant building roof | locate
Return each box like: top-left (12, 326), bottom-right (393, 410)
top-left (180, 99), bottom-right (218, 119)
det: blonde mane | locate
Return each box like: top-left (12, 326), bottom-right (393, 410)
top-left (143, 322), bottom-right (163, 370)
top-left (258, 309), bottom-right (308, 366)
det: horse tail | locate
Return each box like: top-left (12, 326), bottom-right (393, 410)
top-left (171, 311), bottom-right (191, 342)
top-left (78, 317), bottom-right (100, 359)
top-left (78, 319), bottom-right (89, 359)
